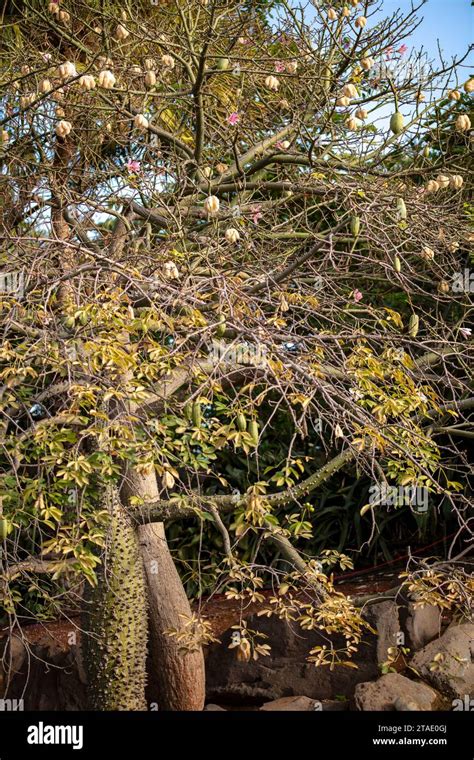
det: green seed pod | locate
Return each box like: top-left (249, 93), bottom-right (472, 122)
top-left (396, 197), bottom-right (407, 220)
top-left (0, 518), bottom-right (12, 539)
top-left (408, 314), bottom-right (419, 337)
top-left (216, 57), bottom-right (230, 71)
top-left (64, 315), bottom-right (76, 329)
top-left (192, 402), bottom-right (202, 427)
top-left (236, 413), bottom-right (247, 432)
top-left (390, 111), bottom-right (404, 135)
top-left (216, 314), bottom-right (226, 337)
top-left (79, 311), bottom-right (89, 325)
top-left (184, 401), bottom-right (193, 421)
top-left (423, 146), bottom-right (430, 158)
top-left (351, 216), bottom-right (360, 237)
top-left (248, 419), bottom-right (259, 446)
top-left (394, 255), bottom-right (401, 273)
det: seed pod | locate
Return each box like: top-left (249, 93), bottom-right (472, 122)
top-left (360, 57), bottom-right (374, 71)
top-left (464, 78), bottom-right (474, 93)
top-left (184, 402), bottom-right (193, 421)
top-left (98, 70), bottom-right (116, 89)
top-left (248, 419), bottom-right (259, 446)
top-left (396, 197), bottom-right (407, 220)
top-left (450, 174), bottom-right (463, 190)
top-left (421, 246), bottom-right (435, 261)
top-left (78, 75), bottom-right (96, 91)
top-left (58, 10), bottom-right (70, 23)
top-left (390, 111), bottom-right (404, 135)
top-left (236, 413), bottom-right (247, 432)
top-left (115, 24), bottom-right (129, 41)
top-left (55, 119), bottom-right (72, 138)
top-left (346, 117), bottom-right (358, 130)
top-left (39, 79), bottom-right (52, 93)
top-left (225, 227), bottom-right (240, 244)
top-left (1, 130), bottom-right (9, 144)
top-left (436, 174), bottom-right (450, 189)
top-left (144, 70), bottom-right (156, 88)
top-left (394, 256), bottom-right (401, 272)
top-left (423, 146), bottom-right (430, 158)
top-left (408, 314), bottom-right (419, 337)
top-left (342, 83), bottom-right (358, 98)
top-left (162, 54), bottom-right (175, 69)
top-left (455, 114), bottom-right (471, 132)
top-left (192, 402), bottom-right (202, 427)
top-left (327, 8), bottom-right (337, 20)
top-left (265, 75), bottom-right (279, 91)
top-left (58, 60), bottom-right (77, 80)
top-left (134, 113), bottom-right (149, 130)
top-left (425, 180), bottom-right (439, 193)
top-left (336, 97), bottom-right (351, 107)
top-left (355, 15), bottom-right (367, 28)
top-left (216, 315), bottom-right (226, 337)
top-left (204, 195), bottom-right (220, 215)
top-left (355, 107), bottom-right (368, 120)
top-left (216, 57), bottom-right (229, 71)
top-left (438, 280), bottom-right (450, 294)
top-left (0, 518), bottom-right (12, 540)
top-left (351, 215), bottom-right (360, 237)
top-left (448, 89), bottom-right (461, 101)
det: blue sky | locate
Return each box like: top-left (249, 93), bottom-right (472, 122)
top-left (374, 0), bottom-right (472, 72)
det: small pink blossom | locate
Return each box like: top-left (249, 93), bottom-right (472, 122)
top-left (274, 61), bottom-right (285, 73)
top-left (459, 327), bottom-right (472, 339)
top-left (397, 44), bottom-right (408, 55)
top-left (251, 205), bottom-right (262, 224)
top-left (126, 159), bottom-right (141, 173)
top-left (227, 112), bottom-right (240, 126)
top-left (352, 289), bottom-right (363, 303)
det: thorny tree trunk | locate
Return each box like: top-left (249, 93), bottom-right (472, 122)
top-left (122, 467), bottom-right (206, 711)
top-left (83, 486), bottom-right (148, 710)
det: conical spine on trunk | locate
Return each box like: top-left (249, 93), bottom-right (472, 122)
top-left (83, 486), bottom-right (148, 710)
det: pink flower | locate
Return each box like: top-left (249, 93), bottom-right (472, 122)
top-left (126, 159), bottom-right (141, 173)
top-left (397, 44), bottom-right (408, 55)
top-left (459, 327), bottom-right (472, 339)
top-left (227, 112), bottom-right (240, 126)
top-left (352, 289), bottom-right (363, 303)
top-left (251, 204), bottom-right (262, 224)
top-left (274, 61), bottom-right (285, 73)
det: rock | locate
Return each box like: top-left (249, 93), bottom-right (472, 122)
top-left (365, 601), bottom-right (400, 664)
top-left (403, 602), bottom-right (441, 650)
top-left (355, 673), bottom-right (443, 711)
top-left (410, 623), bottom-right (474, 700)
top-left (206, 613), bottom-right (379, 703)
top-left (260, 696), bottom-right (316, 711)
top-left (204, 703), bottom-right (227, 711)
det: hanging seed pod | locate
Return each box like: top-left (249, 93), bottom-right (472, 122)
top-left (0, 518), bottom-right (12, 539)
top-left (436, 174), bottom-right (450, 189)
top-left (236, 413), bottom-right (247, 432)
top-left (351, 215), bottom-right (360, 236)
top-left (336, 96), bottom-right (351, 107)
top-left (216, 314), bottom-right (226, 337)
top-left (216, 57), bottom-right (229, 71)
top-left (394, 255), bottom-right (401, 273)
top-left (192, 402), bottom-right (202, 427)
top-left (248, 419), bottom-right (259, 446)
top-left (342, 83), bottom-right (358, 98)
top-left (39, 79), bottom-right (52, 94)
top-left (396, 197), bottom-right (407, 220)
top-left (265, 75), bottom-right (279, 91)
top-left (448, 90), bottom-right (461, 101)
top-left (390, 111), bottom-right (404, 135)
top-left (450, 174), bottom-right (463, 190)
top-left (408, 314), bottom-right (419, 337)
top-left (438, 280), bottom-right (450, 294)
top-left (144, 70), bottom-right (156, 88)
top-left (225, 227), bottom-right (240, 243)
top-left (464, 78), bottom-right (474, 93)
top-left (355, 107), bottom-right (368, 120)
top-left (327, 8), bottom-right (337, 20)
top-left (115, 24), bottom-right (130, 41)
top-left (204, 195), bottom-right (220, 215)
top-left (425, 180), bottom-right (439, 193)
top-left (455, 114), bottom-right (471, 132)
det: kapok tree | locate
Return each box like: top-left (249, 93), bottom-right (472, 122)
top-left (0, 0), bottom-right (473, 710)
